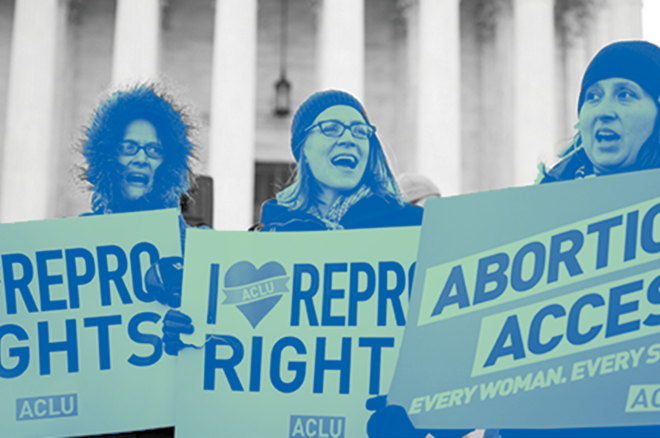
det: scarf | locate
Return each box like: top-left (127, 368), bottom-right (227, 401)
top-left (309, 185), bottom-right (372, 230)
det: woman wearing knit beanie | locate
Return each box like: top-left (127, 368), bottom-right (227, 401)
top-left (255, 89), bottom-right (422, 231)
top-left (527, 40), bottom-right (660, 438)
top-left (541, 40), bottom-right (660, 182)
top-left (367, 41), bottom-right (660, 438)
top-left (160, 93), bottom-right (422, 365)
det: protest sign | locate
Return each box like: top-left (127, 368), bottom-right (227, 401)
top-left (0, 209), bottom-right (181, 438)
top-left (388, 169), bottom-right (660, 430)
top-left (175, 227), bottom-right (420, 438)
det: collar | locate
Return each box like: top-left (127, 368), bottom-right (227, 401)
top-left (260, 195), bottom-right (406, 231)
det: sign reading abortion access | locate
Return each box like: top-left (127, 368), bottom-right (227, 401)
top-left (0, 210), bottom-right (181, 438)
top-left (175, 227), bottom-right (419, 438)
top-left (388, 170), bottom-right (660, 430)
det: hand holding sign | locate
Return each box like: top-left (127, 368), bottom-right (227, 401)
top-left (365, 396), bottom-right (477, 438)
top-left (388, 172), bottom-right (660, 432)
top-left (366, 396), bottom-right (421, 438)
top-left (162, 310), bottom-right (195, 356)
top-left (145, 256), bottom-right (196, 355)
top-left (145, 256), bottom-right (185, 308)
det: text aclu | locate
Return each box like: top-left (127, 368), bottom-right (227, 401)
top-left (16, 393), bottom-right (78, 421)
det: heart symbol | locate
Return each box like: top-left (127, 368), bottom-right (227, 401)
top-left (223, 261), bottom-right (289, 328)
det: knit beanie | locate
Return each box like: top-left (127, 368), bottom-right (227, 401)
top-left (290, 90), bottom-right (369, 161)
top-left (578, 40), bottom-right (660, 115)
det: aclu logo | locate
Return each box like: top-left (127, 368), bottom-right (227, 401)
top-left (626, 385), bottom-right (660, 412)
top-left (289, 415), bottom-right (345, 438)
top-left (16, 393), bottom-right (78, 421)
top-left (221, 261), bottom-right (290, 328)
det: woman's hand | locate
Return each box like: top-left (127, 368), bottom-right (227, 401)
top-left (366, 395), bottom-right (421, 438)
top-left (144, 256), bottom-right (194, 355)
top-left (365, 396), bottom-right (482, 438)
top-left (145, 256), bottom-right (184, 308)
top-left (162, 309), bottom-right (194, 356)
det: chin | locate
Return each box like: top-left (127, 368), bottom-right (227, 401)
top-left (334, 181), bottom-right (359, 191)
top-left (339, 177), bottom-right (363, 190)
top-left (125, 192), bottom-right (147, 201)
top-left (593, 155), bottom-right (626, 168)
top-left (121, 187), bottom-right (149, 202)
top-left (594, 162), bottom-right (629, 174)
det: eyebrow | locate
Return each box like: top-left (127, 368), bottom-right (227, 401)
top-left (319, 119), bottom-right (368, 125)
top-left (586, 80), bottom-right (641, 92)
top-left (612, 81), bottom-right (640, 89)
top-left (121, 139), bottom-right (162, 146)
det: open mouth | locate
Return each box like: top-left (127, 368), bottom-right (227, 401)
top-left (595, 129), bottom-right (620, 143)
top-left (126, 173), bottom-right (150, 185)
top-left (331, 154), bottom-right (358, 169)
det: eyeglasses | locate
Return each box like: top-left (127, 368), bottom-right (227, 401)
top-left (118, 141), bottom-right (165, 159)
top-left (305, 120), bottom-right (375, 140)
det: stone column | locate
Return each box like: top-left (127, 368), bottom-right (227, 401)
top-left (585, 0), bottom-right (642, 72)
top-left (316, 0), bottom-right (365, 100)
top-left (513, 0), bottom-right (555, 185)
top-left (399, 0), bottom-right (419, 176)
top-left (0, 0), bottom-right (65, 222)
top-left (416, 0), bottom-right (461, 195)
top-left (209, 0), bottom-right (258, 230)
top-left (607, 0), bottom-right (642, 40)
top-left (112, 0), bottom-right (161, 84)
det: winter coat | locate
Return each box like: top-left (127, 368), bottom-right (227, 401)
top-left (257, 194), bottom-right (423, 231)
top-left (539, 147), bottom-right (594, 184)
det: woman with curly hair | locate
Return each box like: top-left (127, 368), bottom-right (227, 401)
top-left (82, 84), bottom-right (202, 319)
top-left (78, 84), bottom-right (199, 438)
top-left (80, 84), bottom-right (198, 250)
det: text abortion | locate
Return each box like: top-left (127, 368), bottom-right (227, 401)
top-left (421, 200), bottom-right (660, 373)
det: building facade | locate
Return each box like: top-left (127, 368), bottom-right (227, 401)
top-left (0, 0), bottom-right (644, 229)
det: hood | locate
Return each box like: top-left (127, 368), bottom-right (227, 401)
top-left (79, 84), bottom-right (197, 214)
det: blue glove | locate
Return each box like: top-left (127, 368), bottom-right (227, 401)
top-left (366, 395), bottom-right (422, 438)
top-left (366, 395), bottom-right (477, 438)
top-left (145, 256), bottom-right (184, 308)
top-left (144, 257), bottom-right (194, 355)
top-left (162, 309), bottom-right (194, 356)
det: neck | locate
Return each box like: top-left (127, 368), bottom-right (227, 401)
top-left (109, 191), bottom-right (173, 214)
top-left (593, 163), bottom-right (634, 176)
top-left (315, 186), bottom-right (341, 217)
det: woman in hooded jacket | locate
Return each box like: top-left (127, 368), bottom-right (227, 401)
top-left (80, 83), bottom-right (197, 252)
top-left (78, 83), bottom-right (200, 438)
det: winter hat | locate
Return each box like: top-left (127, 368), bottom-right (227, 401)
top-left (291, 90), bottom-right (369, 161)
top-left (398, 173), bottom-right (441, 203)
top-left (578, 40), bottom-right (660, 115)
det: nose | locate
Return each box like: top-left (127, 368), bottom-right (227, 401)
top-left (131, 148), bottom-right (149, 164)
top-left (338, 127), bottom-right (358, 145)
top-left (595, 95), bottom-right (618, 121)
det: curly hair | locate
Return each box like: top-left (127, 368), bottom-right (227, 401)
top-left (78, 83), bottom-right (198, 214)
